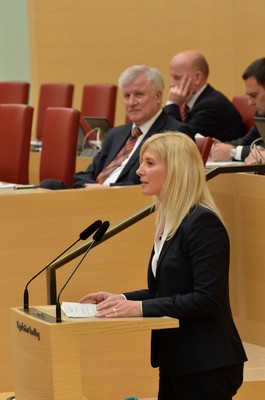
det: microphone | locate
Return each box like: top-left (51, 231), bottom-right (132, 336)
top-left (23, 220), bottom-right (102, 309)
top-left (56, 220), bottom-right (110, 322)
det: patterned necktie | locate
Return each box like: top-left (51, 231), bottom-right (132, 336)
top-left (96, 127), bottom-right (142, 184)
top-left (179, 103), bottom-right (189, 122)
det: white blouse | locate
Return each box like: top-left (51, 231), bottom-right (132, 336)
top-left (151, 214), bottom-right (167, 277)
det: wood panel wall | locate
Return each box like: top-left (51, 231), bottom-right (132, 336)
top-left (27, 0), bottom-right (265, 133)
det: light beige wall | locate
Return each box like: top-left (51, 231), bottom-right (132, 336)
top-left (27, 0), bottom-right (265, 131)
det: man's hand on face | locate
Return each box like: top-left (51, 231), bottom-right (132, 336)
top-left (167, 74), bottom-right (194, 105)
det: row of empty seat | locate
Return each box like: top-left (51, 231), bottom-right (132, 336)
top-left (0, 81), bottom-right (30, 104)
top-left (0, 81), bottom-right (256, 138)
top-left (35, 83), bottom-right (118, 142)
top-left (0, 81), bottom-right (118, 141)
top-left (0, 105), bottom-right (80, 186)
top-left (0, 82), bottom-right (119, 186)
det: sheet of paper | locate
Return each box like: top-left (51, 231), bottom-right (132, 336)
top-left (0, 182), bottom-right (16, 189)
top-left (206, 160), bottom-right (244, 167)
top-left (0, 183), bottom-right (37, 190)
top-left (61, 302), bottom-right (97, 318)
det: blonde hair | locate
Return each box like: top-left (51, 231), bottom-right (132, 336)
top-left (139, 132), bottom-right (224, 239)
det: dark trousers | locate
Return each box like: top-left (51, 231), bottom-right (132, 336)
top-left (158, 363), bottom-right (244, 400)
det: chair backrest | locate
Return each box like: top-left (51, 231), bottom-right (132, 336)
top-left (232, 95), bottom-right (255, 132)
top-left (0, 81), bottom-right (30, 104)
top-left (39, 107), bottom-right (80, 187)
top-left (195, 136), bottom-right (213, 165)
top-left (36, 83), bottom-right (74, 140)
top-left (0, 104), bottom-right (33, 184)
top-left (80, 84), bottom-right (117, 139)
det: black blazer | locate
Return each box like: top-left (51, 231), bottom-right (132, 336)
top-left (124, 206), bottom-right (247, 375)
top-left (73, 110), bottom-right (194, 187)
top-left (229, 113), bottom-right (265, 160)
top-left (164, 84), bottom-right (246, 142)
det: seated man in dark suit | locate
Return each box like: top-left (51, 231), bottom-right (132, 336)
top-left (211, 57), bottom-right (265, 162)
top-left (40, 65), bottom-right (193, 189)
top-left (164, 50), bottom-right (246, 142)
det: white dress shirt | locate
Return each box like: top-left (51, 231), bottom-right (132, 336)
top-left (103, 109), bottom-right (163, 185)
top-left (151, 213), bottom-right (167, 277)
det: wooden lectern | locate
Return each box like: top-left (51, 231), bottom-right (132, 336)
top-left (11, 306), bottom-right (178, 400)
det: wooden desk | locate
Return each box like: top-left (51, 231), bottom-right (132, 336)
top-left (0, 173), bottom-right (264, 395)
top-left (11, 306), bottom-right (178, 400)
top-left (207, 173), bottom-right (265, 347)
top-left (1, 186), bottom-right (155, 393)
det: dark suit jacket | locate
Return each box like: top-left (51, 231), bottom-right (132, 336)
top-left (229, 113), bottom-right (265, 160)
top-left (73, 110), bottom-right (194, 187)
top-left (164, 84), bottom-right (246, 142)
top-left (124, 206), bottom-right (247, 375)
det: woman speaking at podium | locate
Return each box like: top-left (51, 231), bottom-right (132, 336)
top-left (80, 132), bottom-right (247, 400)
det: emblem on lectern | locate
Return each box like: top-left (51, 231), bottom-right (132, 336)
top-left (16, 320), bottom-right (40, 341)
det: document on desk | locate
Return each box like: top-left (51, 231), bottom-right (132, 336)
top-left (206, 160), bottom-right (244, 167)
top-left (0, 182), bottom-right (16, 189)
top-left (0, 182), bottom-right (36, 189)
top-left (61, 302), bottom-right (97, 318)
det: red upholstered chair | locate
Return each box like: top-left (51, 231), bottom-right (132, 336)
top-left (35, 83), bottom-right (74, 141)
top-left (232, 95), bottom-right (255, 132)
top-left (39, 107), bottom-right (80, 187)
top-left (80, 84), bottom-right (117, 140)
top-left (195, 136), bottom-right (213, 165)
top-left (0, 104), bottom-right (33, 184)
top-left (0, 81), bottom-right (30, 104)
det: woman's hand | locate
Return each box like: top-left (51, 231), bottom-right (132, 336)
top-left (96, 297), bottom-right (142, 318)
top-left (79, 291), bottom-right (117, 304)
top-left (79, 292), bottom-right (142, 318)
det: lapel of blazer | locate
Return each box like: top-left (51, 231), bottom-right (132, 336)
top-left (154, 207), bottom-right (194, 277)
top-left (192, 84), bottom-right (213, 108)
top-left (118, 111), bottom-right (168, 178)
top-left (155, 237), bottom-right (172, 277)
top-left (146, 110), bottom-right (168, 136)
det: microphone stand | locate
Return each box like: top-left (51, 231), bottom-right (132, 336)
top-left (23, 220), bottom-right (102, 309)
top-left (56, 221), bottom-right (110, 323)
top-left (56, 241), bottom-right (95, 322)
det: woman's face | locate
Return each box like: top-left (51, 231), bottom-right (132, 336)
top-left (136, 147), bottom-right (167, 199)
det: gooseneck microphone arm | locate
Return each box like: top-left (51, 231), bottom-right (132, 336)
top-left (23, 220), bottom-right (102, 309)
top-left (56, 221), bottom-right (110, 323)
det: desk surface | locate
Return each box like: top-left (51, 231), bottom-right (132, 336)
top-left (0, 186), bottom-right (46, 195)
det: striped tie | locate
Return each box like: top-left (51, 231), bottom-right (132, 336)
top-left (96, 127), bottom-right (142, 184)
top-left (179, 103), bottom-right (189, 122)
